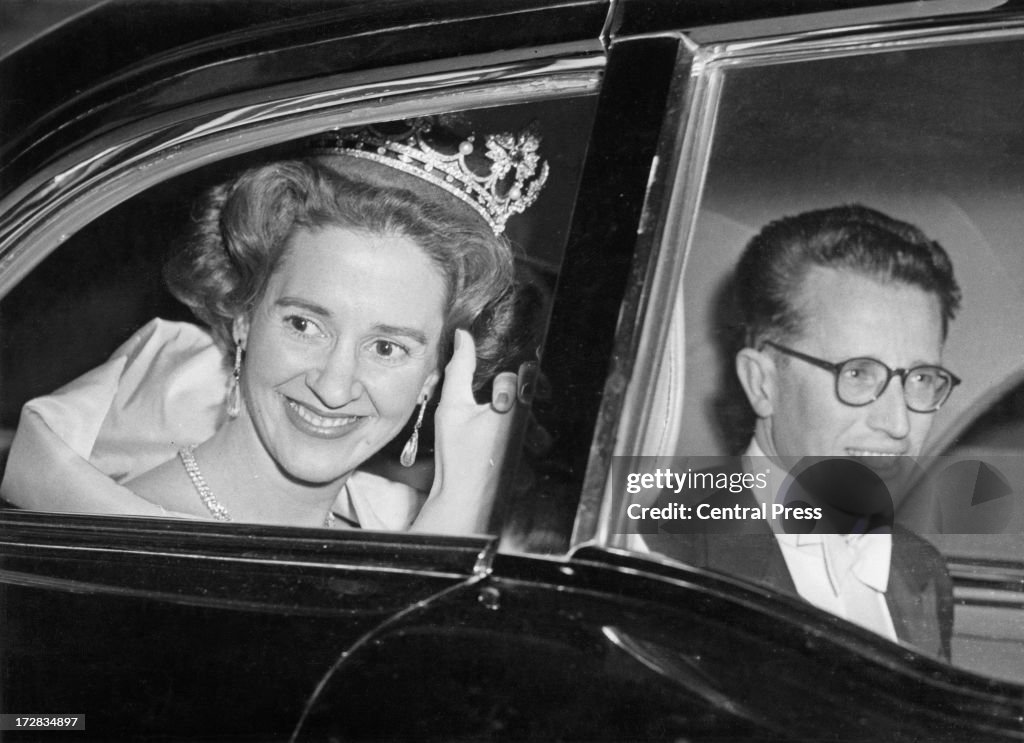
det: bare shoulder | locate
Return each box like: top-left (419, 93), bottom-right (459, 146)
top-left (125, 453), bottom-right (206, 518)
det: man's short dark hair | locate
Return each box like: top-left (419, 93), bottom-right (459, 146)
top-left (735, 204), bottom-right (961, 347)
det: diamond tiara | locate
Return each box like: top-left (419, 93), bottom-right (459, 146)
top-left (312, 117), bottom-right (550, 235)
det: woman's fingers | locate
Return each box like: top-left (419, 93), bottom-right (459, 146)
top-left (442, 328), bottom-right (478, 406)
top-left (516, 361), bottom-right (539, 405)
top-left (490, 371), bottom-right (518, 413)
top-left (442, 328), bottom-right (532, 413)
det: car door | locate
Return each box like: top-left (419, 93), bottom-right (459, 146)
top-left (294, 4), bottom-right (1024, 741)
top-left (593, 0), bottom-right (1024, 693)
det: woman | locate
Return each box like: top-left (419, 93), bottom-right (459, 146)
top-left (1, 117), bottom-right (548, 534)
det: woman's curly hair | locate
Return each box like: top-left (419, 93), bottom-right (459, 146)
top-left (165, 157), bottom-right (519, 390)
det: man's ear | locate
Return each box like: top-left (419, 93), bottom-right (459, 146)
top-left (735, 347), bottom-right (777, 418)
top-left (232, 315), bottom-right (250, 348)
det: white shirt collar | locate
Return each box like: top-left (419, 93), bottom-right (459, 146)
top-left (741, 438), bottom-right (891, 593)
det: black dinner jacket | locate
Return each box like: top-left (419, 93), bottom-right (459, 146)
top-left (643, 461), bottom-right (954, 660)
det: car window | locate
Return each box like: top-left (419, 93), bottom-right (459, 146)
top-left (0, 90), bottom-right (598, 543)
top-left (601, 26), bottom-right (1024, 682)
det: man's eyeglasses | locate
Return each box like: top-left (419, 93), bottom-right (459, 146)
top-left (761, 341), bottom-right (961, 413)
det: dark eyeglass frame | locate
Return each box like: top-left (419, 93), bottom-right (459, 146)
top-left (761, 341), bottom-right (961, 414)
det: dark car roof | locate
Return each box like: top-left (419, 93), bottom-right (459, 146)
top-left (0, 0), bottom-right (612, 194)
top-left (1, 0), bottom-right (938, 185)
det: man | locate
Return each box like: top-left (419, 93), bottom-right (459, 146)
top-left (648, 204), bottom-right (958, 659)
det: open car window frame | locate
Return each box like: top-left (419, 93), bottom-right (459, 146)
top-left (0, 43), bottom-right (604, 552)
top-left (574, 12), bottom-right (1024, 684)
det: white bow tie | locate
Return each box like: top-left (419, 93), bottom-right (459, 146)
top-left (798, 533), bottom-right (892, 595)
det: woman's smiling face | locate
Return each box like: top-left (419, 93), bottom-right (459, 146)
top-left (236, 225), bottom-right (446, 485)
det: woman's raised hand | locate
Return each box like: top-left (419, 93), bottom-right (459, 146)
top-left (410, 328), bottom-right (524, 534)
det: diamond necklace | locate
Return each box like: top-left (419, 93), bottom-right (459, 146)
top-left (178, 445), bottom-right (336, 528)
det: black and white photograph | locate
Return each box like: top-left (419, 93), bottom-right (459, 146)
top-left (1, 1), bottom-right (1022, 741)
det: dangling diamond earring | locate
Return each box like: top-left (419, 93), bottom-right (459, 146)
top-left (400, 399), bottom-right (428, 467)
top-left (226, 341), bottom-right (243, 418)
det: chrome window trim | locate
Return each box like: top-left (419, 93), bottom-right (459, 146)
top-left (570, 32), bottom-right (712, 551)
top-left (0, 50), bottom-right (603, 299)
top-left (0, 540), bottom-right (479, 580)
top-left (695, 13), bottom-right (1024, 69)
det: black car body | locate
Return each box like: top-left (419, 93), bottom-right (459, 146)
top-left (1, 1), bottom-right (1022, 741)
